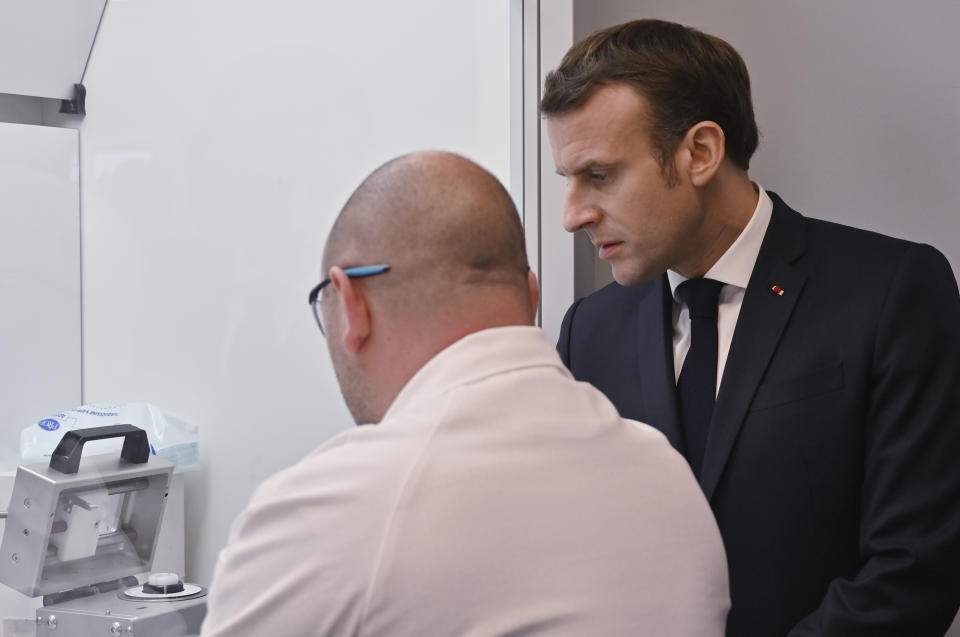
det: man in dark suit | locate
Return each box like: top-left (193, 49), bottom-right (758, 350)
top-left (542, 18), bottom-right (960, 636)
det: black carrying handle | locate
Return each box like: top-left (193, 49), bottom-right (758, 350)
top-left (49, 424), bottom-right (150, 474)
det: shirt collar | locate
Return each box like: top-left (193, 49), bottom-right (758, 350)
top-left (667, 185), bottom-right (773, 299)
top-left (381, 326), bottom-right (566, 423)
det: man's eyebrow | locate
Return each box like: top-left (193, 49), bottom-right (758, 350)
top-left (556, 160), bottom-right (612, 177)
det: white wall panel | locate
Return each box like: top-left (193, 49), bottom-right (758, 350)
top-left (537, 1), bottom-right (576, 341)
top-left (80, 0), bottom-right (511, 584)
top-left (0, 123), bottom-right (80, 468)
top-left (0, 0), bottom-right (106, 99)
top-left (0, 121), bottom-right (80, 620)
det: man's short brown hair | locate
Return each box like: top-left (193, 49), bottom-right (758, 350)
top-left (541, 19), bottom-right (759, 173)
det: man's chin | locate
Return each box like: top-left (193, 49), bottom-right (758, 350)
top-left (611, 264), bottom-right (660, 287)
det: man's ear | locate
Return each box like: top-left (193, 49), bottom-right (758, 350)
top-left (680, 121), bottom-right (725, 187)
top-left (527, 269), bottom-right (540, 322)
top-left (329, 267), bottom-right (372, 354)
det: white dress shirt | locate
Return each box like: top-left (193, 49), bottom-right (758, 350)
top-left (668, 187), bottom-right (773, 393)
top-left (201, 326), bottom-right (729, 637)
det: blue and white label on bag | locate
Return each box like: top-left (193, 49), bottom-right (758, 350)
top-left (38, 419), bottom-right (60, 431)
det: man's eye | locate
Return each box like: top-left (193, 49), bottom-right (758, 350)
top-left (590, 172), bottom-right (608, 182)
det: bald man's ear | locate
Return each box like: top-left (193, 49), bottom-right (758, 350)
top-left (527, 269), bottom-right (540, 322)
top-left (329, 267), bottom-right (372, 354)
top-left (680, 121), bottom-right (725, 187)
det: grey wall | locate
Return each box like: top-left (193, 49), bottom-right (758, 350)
top-left (573, 0), bottom-right (960, 293)
top-left (572, 2), bottom-right (960, 633)
top-left (0, 93), bottom-right (44, 125)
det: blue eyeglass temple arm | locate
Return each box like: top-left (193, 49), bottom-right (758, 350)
top-left (308, 264), bottom-right (391, 304)
top-left (343, 264), bottom-right (391, 278)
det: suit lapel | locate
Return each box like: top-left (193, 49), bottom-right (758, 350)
top-left (636, 275), bottom-right (685, 452)
top-left (700, 196), bottom-right (808, 499)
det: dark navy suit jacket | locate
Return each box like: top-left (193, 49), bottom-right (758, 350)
top-left (558, 192), bottom-right (960, 636)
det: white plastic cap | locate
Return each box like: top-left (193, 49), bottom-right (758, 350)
top-left (147, 572), bottom-right (182, 587)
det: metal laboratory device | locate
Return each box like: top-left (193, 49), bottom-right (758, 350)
top-left (0, 425), bottom-right (206, 636)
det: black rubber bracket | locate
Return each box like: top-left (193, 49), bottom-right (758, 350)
top-left (59, 83), bottom-right (86, 116)
top-left (43, 575), bottom-right (139, 607)
top-left (143, 579), bottom-right (185, 595)
top-left (49, 424), bottom-right (150, 474)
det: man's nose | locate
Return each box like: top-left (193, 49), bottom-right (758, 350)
top-left (562, 188), bottom-right (602, 233)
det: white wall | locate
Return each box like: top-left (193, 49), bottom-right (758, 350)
top-left (80, 0), bottom-right (511, 584)
top-left (569, 0), bottom-right (960, 294)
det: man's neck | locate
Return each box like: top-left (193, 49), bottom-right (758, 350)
top-left (675, 175), bottom-right (758, 279)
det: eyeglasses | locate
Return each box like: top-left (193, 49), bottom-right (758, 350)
top-left (308, 264), bottom-right (391, 336)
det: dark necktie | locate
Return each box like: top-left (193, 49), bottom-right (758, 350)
top-left (676, 278), bottom-right (724, 478)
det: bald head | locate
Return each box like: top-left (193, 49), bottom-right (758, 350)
top-left (323, 151), bottom-right (531, 316)
top-left (319, 152), bottom-right (537, 425)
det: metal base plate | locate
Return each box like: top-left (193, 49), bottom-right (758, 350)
top-left (120, 583), bottom-right (206, 602)
top-left (38, 587), bottom-right (207, 636)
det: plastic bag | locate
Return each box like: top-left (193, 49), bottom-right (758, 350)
top-left (20, 403), bottom-right (199, 473)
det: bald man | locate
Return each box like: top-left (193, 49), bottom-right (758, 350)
top-left (200, 152), bottom-right (729, 637)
